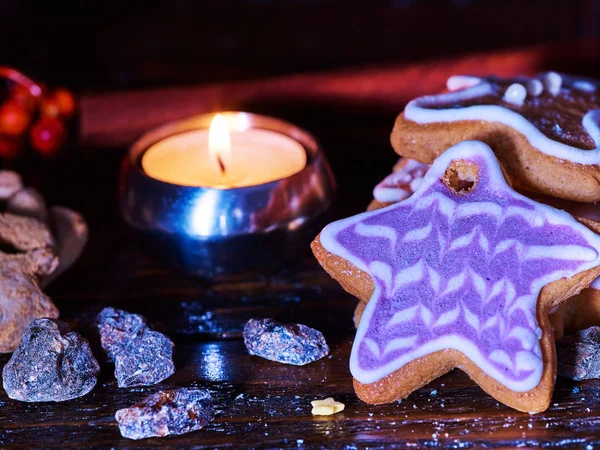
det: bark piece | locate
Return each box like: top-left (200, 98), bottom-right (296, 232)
top-left (115, 388), bottom-right (213, 440)
top-left (2, 318), bottom-right (100, 402)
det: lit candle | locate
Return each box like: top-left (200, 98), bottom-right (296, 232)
top-left (141, 113), bottom-right (307, 188)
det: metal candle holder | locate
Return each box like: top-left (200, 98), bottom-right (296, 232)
top-left (120, 112), bottom-right (336, 278)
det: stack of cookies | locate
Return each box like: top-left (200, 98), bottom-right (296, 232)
top-left (311, 72), bottom-right (600, 413)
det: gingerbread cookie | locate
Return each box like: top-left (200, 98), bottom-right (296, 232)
top-left (312, 140), bottom-right (600, 412)
top-left (391, 72), bottom-right (600, 202)
top-left (369, 158), bottom-right (600, 338)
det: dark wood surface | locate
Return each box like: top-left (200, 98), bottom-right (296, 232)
top-left (2, 81), bottom-right (600, 449)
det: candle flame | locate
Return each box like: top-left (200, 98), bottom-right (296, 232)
top-left (209, 114), bottom-right (231, 175)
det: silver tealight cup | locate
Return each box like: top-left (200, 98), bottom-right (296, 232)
top-left (119, 111), bottom-right (336, 278)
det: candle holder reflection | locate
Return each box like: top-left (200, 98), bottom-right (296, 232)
top-left (120, 112), bottom-right (336, 278)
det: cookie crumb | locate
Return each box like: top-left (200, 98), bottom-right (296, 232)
top-left (503, 83), bottom-right (527, 106)
top-left (311, 397), bottom-right (345, 415)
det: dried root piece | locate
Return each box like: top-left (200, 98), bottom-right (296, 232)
top-left (97, 307), bottom-right (175, 387)
top-left (2, 318), bottom-right (100, 402)
top-left (116, 389), bottom-right (213, 440)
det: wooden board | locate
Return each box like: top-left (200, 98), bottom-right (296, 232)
top-left (1, 87), bottom-right (600, 449)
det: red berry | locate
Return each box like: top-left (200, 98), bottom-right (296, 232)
top-left (29, 117), bottom-right (66, 157)
top-left (0, 101), bottom-right (30, 136)
top-left (53, 88), bottom-right (76, 118)
top-left (0, 137), bottom-right (22, 159)
top-left (11, 85), bottom-right (37, 113)
top-left (40, 96), bottom-right (61, 118)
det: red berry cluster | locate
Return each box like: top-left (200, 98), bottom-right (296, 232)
top-left (0, 67), bottom-right (75, 160)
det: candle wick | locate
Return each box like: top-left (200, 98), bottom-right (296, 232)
top-left (217, 154), bottom-right (227, 175)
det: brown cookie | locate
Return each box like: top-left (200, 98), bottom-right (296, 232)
top-left (390, 73), bottom-right (600, 202)
top-left (312, 141), bottom-right (600, 412)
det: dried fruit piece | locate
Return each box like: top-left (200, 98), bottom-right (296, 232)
top-left (557, 326), bottom-right (600, 381)
top-left (2, 318), bottom-right (100, 402)
top-left (96, 307), bottom-right (175, 387)
top-left (115, 388), bottom-right (213, 440)
top-left (243, 318), bottom-right (329, 365)
top-left (311, 397), bottom-right (345, 415)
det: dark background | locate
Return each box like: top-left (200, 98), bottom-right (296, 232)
top-left (1, 0), bottom-right (598, 92)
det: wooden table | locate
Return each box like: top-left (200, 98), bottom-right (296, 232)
top-left (1, 91), bottom-right (600, 449)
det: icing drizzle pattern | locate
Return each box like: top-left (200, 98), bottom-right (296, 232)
top-left (321, 141), bottom-right (600, 391)
top-left (405, 72), bottom-right (600, 164)
top-left (373, 159), bottom-right (430, 203)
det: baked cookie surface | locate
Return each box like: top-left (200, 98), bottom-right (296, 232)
top-left (391, 73), bottom-right (600, 201)
top-left (312, 141), bottom-right (600, 412)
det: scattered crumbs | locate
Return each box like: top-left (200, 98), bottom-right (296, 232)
top-left (235, 393), bottom-right (244, 401)
top-left (528, 423), bottom-right (533, 429)
top-left (390, 421), bottom-right (396, 425)
top-left (553, 403), bottom-right (559, 406)
top-left (586, 407), bottom-right (591, 413)
top-left (413, 404), bottom-right (417, 409)
top-left (397, 399), bottom-right (403, 404)
top-left (444, 433), bottom-right (449, 438)
top-left (586, 445), bottom-right (593, 450)
top-left (432, 432), bottom-right (438, 440)
top-left (573, 387), bottom-right (580, 394)
top-left (441, 383), bottom-right (445, 387)
top-left (553, 123), bottom-right (563, 134)
top-left (297, 439), bottom-right (304, 446)
top-left (441, 402), bottom-right (445, 407)
top-left (295, 395), bottom-right (300, 399)
top-left (368, 412), bottom-right (374, 417)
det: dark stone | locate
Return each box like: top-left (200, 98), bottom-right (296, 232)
top-left (115, 388), bottom-right (213, 440)
top-left (243, 318), bottom-right (329, 365)
top-left (557, 326), bottom-right (600, 381)
top-left (96, 307), bottom-right (174, 387)
top-left (2, 318), bottom-right (100, 402)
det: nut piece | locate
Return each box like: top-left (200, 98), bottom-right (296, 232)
top-left (2, 318), bottom-right (100, 402)
top-left (311, 397), bottom-right (345, 416)
top-left (115, 388), bottom-right (213, 440)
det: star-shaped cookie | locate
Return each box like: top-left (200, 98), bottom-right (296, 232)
top-left (312, 140), bottom-right (600, 412)
top-left (391, 72), bottom-right (600, 202)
